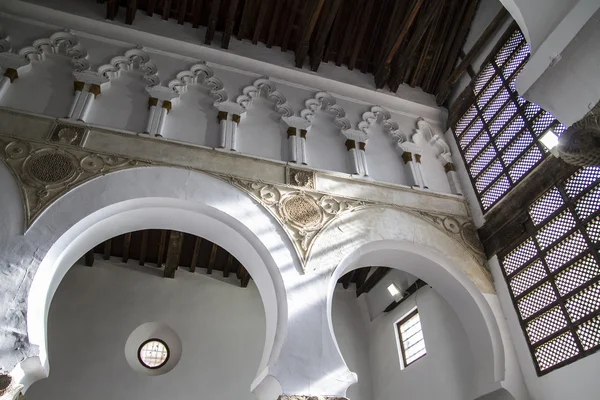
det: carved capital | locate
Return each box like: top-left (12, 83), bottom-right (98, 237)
top-left (73, 80), bottom-right (85, 93)
top-left (89, 84), bottom-right (101, 98)
top-left (287, 127), bottom-right (297, 137)
top-left (345, 139), bottom-right (356, 151)
top-left (401, 152), bottom-right (413, 164)
top-left (162, 100), bottom-right (172, 113)
top-left (148, 97), bottom-right (159, 108)
top-left (3, 68), bottom-right (18, 83)
top-left (232, 114), bottom-right (241, 124)
top-left (217, 110), bottom-right (228, 122)
top-left (415, 154), bottom-right (422, 164)
top-left (444, 162), bottom-right (456, 173)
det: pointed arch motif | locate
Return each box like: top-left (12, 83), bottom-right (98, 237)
top-left (96, 48), bottom-right (159, 87)
top-left (236, 77), bottom-right (294, 117)
top-left (167, 62), bottom-right (228, 103)
top-left (300, 92), bottom-right (351, 131)
top-left (413, 118), bottom-right (453, 163)
top-left (0, 31), bottom-right (89, 71)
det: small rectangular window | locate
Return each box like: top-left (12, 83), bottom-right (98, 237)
top-left (397, 309), bottom-right (427, 367)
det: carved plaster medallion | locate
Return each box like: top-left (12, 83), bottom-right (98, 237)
top-left (287, 167), bottom-right (315, 189)
top-left (49, 123), bottom-right (87, 146)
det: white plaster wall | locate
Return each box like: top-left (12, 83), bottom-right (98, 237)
top-left (237, 98), bottom-right (285, 161)
top-left (364, 125), bottom-right (407, 185)
top-left (26, 259), bottom-right (267, 400)
top-left (489, 256), bottom-right (600, 400)
top-left (306, 117), bottom-right (349, 174)
top-left (368, 286), bottom-right (474, 400)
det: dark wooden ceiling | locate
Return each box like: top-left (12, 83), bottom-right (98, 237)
top-left (98, 0), bottom-right (491, 102)
top-left (86, 229), bottom-right (252, 286)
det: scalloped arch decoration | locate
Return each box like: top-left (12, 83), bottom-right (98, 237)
top-left (358, 105), bottom-right (409, 143)
top-left (1, 31), bottom-right (89, 71)
top-left (235, 77), bottom-right (294, 117)
top-left (96, 48), bottom-right (160, 87)
top-left (167, 62), bottom-right (228, 103)
top-left (413, 118), bottom-right (453, 163)
top-left (300, 92), bottom-right (351, 131)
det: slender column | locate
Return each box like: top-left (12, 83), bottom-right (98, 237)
top-left (145, 97), bottom-right (158, 134)
top-left (0, 68), bottom-right (18, 100)
top-left (444, 162), bottom-right (462, 195)
top-left (414, 154), bottom-right (428, 189)
top-left (358, 141), bottom-right (369, 176)
top-left (68, 81), bottom-right (86, 119)
top-left (345, 139), bottom-right (360, 175)
top-left (299, 129), bottom-right (308, 165)
top-left (401, 151), bottom-right (421, 187)
top-left (231, 114), bottom-right (241, 151)
top-left (155, 100), bottom-right (171, 137)
top-left (287, 127), bottom-right (298, 163)
top-left (217, 111), bottom-right (228, 148)
top-left (79, 84), bottom-right (101, 122)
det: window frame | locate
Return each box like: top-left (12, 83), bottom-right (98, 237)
top-left (498, 167), bottom-right (600, 375)
top-left (396, 308), bottom-right (427, 368)
top-left (452, 28), bottom-right (565, 213)
top-left (137, 338), bottom-right (170, 370)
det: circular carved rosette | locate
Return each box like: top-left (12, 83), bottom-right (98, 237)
top-left (280, 193), bottom-right (324, 230)
top-left (81, 155), bottom-right (106, 173)
top-left (442, 217), bottom-right (461, 234)
top-left (22, 149), bottom-right (79, 188)
top-left (5, 141), bottom-right (30, 160)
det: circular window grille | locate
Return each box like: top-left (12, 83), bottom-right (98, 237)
top-left (138, 339), bottom-right (170, 369)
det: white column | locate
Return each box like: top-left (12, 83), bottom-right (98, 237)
top-left (0, 68), bottom-right (18, 100)
top-left (155, 101), bottom-right (170, 137)
top-left (287, 127), bottom-right (298, 163)
top-left (444, 162), bottom-right (462, 195)
top-left (145, 97), bottom-right (158, 134)
top-left (217, 111), bottom-right (228, 148)
top-left (230, 114), bottom-right (241, 151)
top-left (346, 140), bottom-right (360, 175)
top-left (299, 129), bottom-right (308, 165)
top-left (358, 142), bottom-right (369, 176)
top-left (79, 84), bottom-right (101, 122)
top-left (414, 154), bottom-right (428, 189)
top-left (68, 81), bottom-right (85, 119)
top-left (402, 152), bottom-right (422, 187)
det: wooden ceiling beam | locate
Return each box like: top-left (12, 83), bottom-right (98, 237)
top-left (156, 230), bottom-right (167, 268)
top-left (139, 230), bottom-right (148, 266)
top-left (84, 250), bottom-right (94, 267)
top-left (354, 267), bottom-right (371, 289)
top-left (388, 0), bottom-right (444, 92)
top-left (374, 0), bottom-right (425, 89)
top-left (282, 0), bottom-right (301, 52)
top-left (106, 0), bottom-right (118, 20)
top-left (125, 0), bottom-right (137, 24)
top-left (356, 267), bottom-right (390, 297)
top-left (411, 9), bottom-right (441, 88)
top-left (266, 0), bottom-right (284, 48)
top-left (240, 265), bottom-right (251, 287)
top-left (375, 0), bottom-right (414, 69)
top-left (347, 0), bottom-right (374, 70)
top-left (309, 0), bottom-right (341, 72)
top-left (253, 0), bottom-right (270, 45)
top-left (224, 254), bottom-right (233, 277)
top-left (147, 0), bottom-right (157, 16)
top-left (222, 0), bottom-right (240, 48)
top-left (177, 0), bottom-right (188, 24)
top-left (422, 0), bottom-right (457, 92)
top-left (192, 0), bottom-right (204, 28)
top-left (335, 2), bottom-right (358, 67)
top-left (360, 0), bottom-right (388, 73)
top-left (205, 0), bottom-right (222, 45)
top-left (103, 239), bottom-right (112, 260)
top-left (237, 0), bottom-right (253, 40)
top-left (322, 4), bottom-right (345, 63)
top-left (294, 0), bottom-right (325, 68)
top-left (189, 236), bottom-right (201, 272)
top-left (122, 232), bottom-right (132, 263)
top-left (436, 7), bottom-right (508, 104)
top-left (341, 270), bottom-right (355, 289)
top-left (207, 243), bottom-right (218, 274)
top-left (162, 0), bottom-right (172, 20)
top-left (384, 279), bottom-right (427, 312)
top-left (164, 231), bottom-right (183, 278)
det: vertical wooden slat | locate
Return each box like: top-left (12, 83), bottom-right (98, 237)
top-left (347, 0), bottom-right (373, 70)
top-left (189, 236), bottom-right (202, 272)
top-left (222, 0), bottom-right (239, 48)
top-left (322, 4), bottom-right (345, 63)
top-left (164, 231), bottom-right (183, 278)
top-left (147, 0), bottom-right (157, 15)
top-left (240, 266), bottom-right (250, 287)
top-left (84, 250), bottom-right (95, 267)
top-left (224, 254), bottom-right (233, 277)
top-left (354, 267), bottom-right (371, 290)
top-left (192, 0), bottom-right (204, 27)
top-left (139, 231), bottom-right (148, 266)
top-left (356, 267), bottom-right (391, 296)
top-left (309, 0), bottom-right (341, 71)
top-left (411, 9), bottom-right (441, 88)
top-left (103, 239), bottom-right (112, 260)
top-left (205, 0), bottom-right (222, 44)
top-left (266, 0), bottom-right (284, 48)
top-left (281, 0), bottom-right (301, 52)
top-left (162, 0), bottom-right (172, 20)
top-left (360, 0), bottom-right (389, 73)
top-left (106, 0), bottom-right (118, 20)
top-left (237, 0), bottom-right (253, 40)
top-left (156, 230), bottom-right (167, 268)
top-left (335, 2), bottom-right (359, 67)
top-left (177, 0), bottom-right (188, 24)
top-left (126, 0), bottom-right (137, 24)
top-left (122, 232), bottom-right (132, 263)
top-left (294, 0), bottom-right (325, 68)
top-left (422, 0), bottom-right (457, 92)
top-left (341, 270), bottom-right (355, 289)
top-left (253, 0), bottom-right (270, 44)
top-left (207, 243), bottom-right (218, 274)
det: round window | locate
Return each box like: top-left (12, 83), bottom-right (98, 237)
top-left (138, 339), bottom-right (170, 369)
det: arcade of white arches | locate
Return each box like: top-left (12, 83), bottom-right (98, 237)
top-left (0, 1), bottom-right (599, 400)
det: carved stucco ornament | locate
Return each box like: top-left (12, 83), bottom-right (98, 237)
top-left (555, 101), bottom-right (600, 166)
top-left (0, 137), bottom-right (149, 227)
top-left (286, 166), bottom-right (316, 189)
top-left (48, 122), bottom-right (88, 146)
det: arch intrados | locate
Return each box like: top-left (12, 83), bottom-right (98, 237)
top-left (26, 197), bottom-right (288, 393)
top-left (327, 240), bottom-right (505, 398)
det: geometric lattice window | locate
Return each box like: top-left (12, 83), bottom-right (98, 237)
top-left (138, 339), bottom-right (170, 369)
top-left (397, 309), bottom-right (427, 368)
top-left (499, 166), bottom-right (600, 374)
top-left (453, 29), bottom-right (566, 212)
